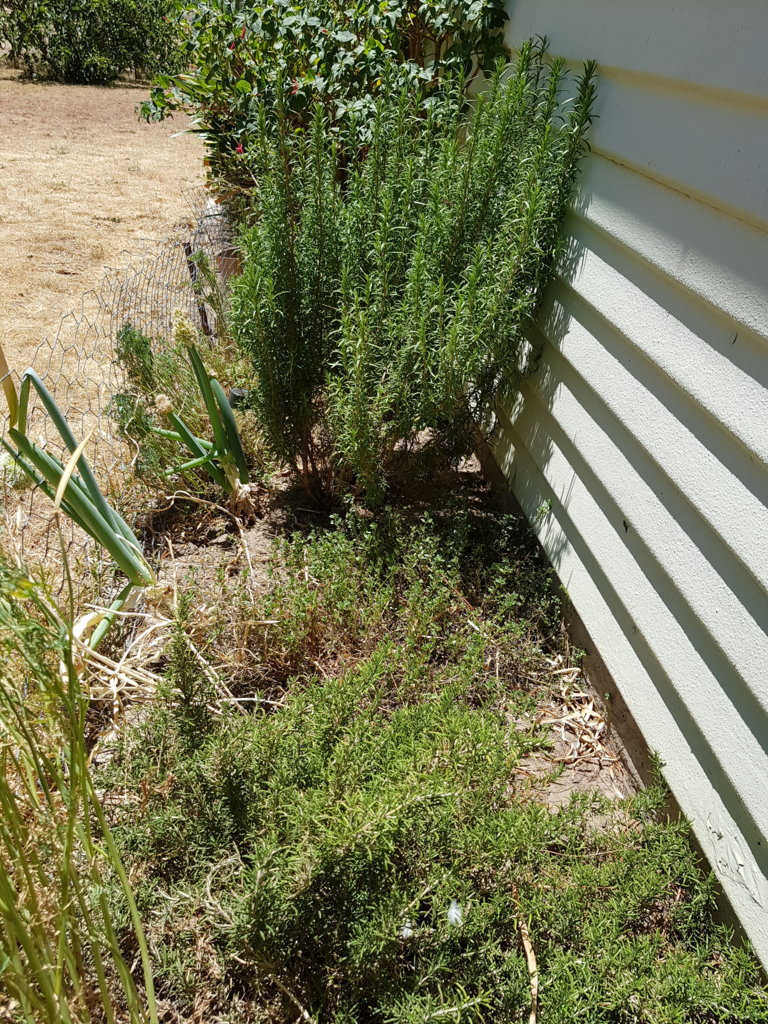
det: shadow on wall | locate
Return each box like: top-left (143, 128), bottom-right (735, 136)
top-left (532, 450), bottom-right (768, 893)
top-left (490, 402), bottom-right (768, 914)
top-left (570, 209), bottom-right (768, 397)
top-left (486, 175), bottom-right (768, 911)
top-left (519, 340), bottom-right (768, 754)
top-left (541, 280), bottom-right (768, 634)
top-left (486, 183), bottom-right (593, 572)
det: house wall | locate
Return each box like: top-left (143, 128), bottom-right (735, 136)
top-left (495, 0), bottom-right (768, 962)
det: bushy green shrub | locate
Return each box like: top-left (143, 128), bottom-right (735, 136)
top-left (0, 0), bottom-right (40, 65)
top-left (1, 0), bottom-right (182, 84)
top-left (97, 512), bottom-right (768, 1024)
top-left (109, 317), bottom-right (259, 500)
top-left (140, 0), bottom-right (508, 188)
top-left (230, 43), bottom-right (596, 502)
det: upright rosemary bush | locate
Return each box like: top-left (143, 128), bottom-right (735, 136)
top-left (230, 97), bottom-right (343, 494)
top-left (231, 43), bottom-right (596, 501)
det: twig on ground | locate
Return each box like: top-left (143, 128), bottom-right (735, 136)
top-left (227, 963), bottom-right (314, 1024)
top-left (513, 884), bottom-right (539, 1024)
top-left (536, 656), bottom-right (618, 766)
top-left (182, 631), bottom-right (246, 714)
top-left (426, 997), bottom-right (488, 1020)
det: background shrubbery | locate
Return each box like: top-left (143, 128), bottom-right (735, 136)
top-left (141, 0), bottom-right (509, 187)
top-left (0, 0), bottom-right (182, 84)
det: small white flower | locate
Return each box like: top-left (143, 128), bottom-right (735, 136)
top-left (173, 310), bottom-right (197, 349)
top-left (447, 900), bottom-right (464, 927)
top-left (398, 920), bottom-right (415, 940)
top-left (154, 394), bottom-right (173, 416)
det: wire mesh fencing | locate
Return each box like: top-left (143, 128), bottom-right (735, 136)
top-left (0, 188), bottom-right (237, 586)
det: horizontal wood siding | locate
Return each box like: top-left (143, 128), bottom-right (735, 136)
top-left (496, 0), bottom-right (768, 962)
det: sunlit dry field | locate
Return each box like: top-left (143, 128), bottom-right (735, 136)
top-left (0, 68), bottom-right (203, 373)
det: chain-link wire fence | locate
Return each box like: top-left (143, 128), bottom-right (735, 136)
top-left (0, 188), bottom-right (237, 585)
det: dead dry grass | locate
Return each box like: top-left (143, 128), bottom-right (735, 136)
top-left (0, 68), bottom-right (204, 373)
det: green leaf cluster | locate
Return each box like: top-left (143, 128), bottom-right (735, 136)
top-left (140, 0), bottom-right (509, 188)
top-left (230, 43), bottom-right (596, 502)
top-left (110, 321), bottom-right (251, 498)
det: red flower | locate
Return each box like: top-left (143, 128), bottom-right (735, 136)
top-left (290, 79), bottom-right (300, 95)
top-left (235, 143), bottom-right (244, 155)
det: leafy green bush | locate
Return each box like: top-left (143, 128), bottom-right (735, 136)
top-left (98, 511), bottom-right (768, 1024)
top-left (0, 0), bottom-right (40, 65)
top-left (141, 0), bottom-right (508, 188)
top-left (109, 317), bottom-right (261, 501)
top-left (230, 43), bottom-right (595, 502)
top-left (1, 0), bottom-right (182, 84)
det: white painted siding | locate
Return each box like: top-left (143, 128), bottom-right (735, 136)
top-left (495, 0), bottom-right (768, 962)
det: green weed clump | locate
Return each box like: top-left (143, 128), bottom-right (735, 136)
top-left (110, 322), bottom-right (211, 491)
top-left (97, 509), bottom-right (768, 1024)
top-left (230, 43), bottom-right (595, 502)
top-left (110, 318), bottom-right (264, 499)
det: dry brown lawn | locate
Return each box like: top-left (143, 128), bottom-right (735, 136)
top-left (0, 68), bottom-right (204, 373)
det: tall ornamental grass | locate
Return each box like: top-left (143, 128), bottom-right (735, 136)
top-left (230, 42), bottom-right (596, 501)
top-left (0, 557), bottom-right (156, 1023)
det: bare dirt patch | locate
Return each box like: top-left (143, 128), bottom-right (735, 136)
top-left (0, 69), bottom-right (204, 373)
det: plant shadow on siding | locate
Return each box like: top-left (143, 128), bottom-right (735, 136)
top-left (486, 184), bottom-right (768, 900)
top-left (488, 195), bottom-right (592, 572)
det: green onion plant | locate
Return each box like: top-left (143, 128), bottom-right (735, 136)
top-left (111, 319), bottom-right (251, 500)
top-left (154, 319), bottom-right (250, 497)
top-left (0, 345), bottom-right (156, 647)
